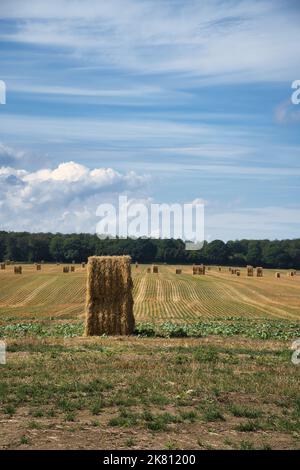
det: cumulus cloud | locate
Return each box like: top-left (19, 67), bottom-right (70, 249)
top-left (0, 143), bottom-right (28, 166)
top-left (0, 161), bottom-right (149, 232)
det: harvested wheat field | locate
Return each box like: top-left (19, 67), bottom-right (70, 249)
top-left (0, 263), bottom-right (300, 323)
top-left (0, 263), bottom-right (300, 450)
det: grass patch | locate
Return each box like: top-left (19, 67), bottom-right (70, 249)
top-left (236, 420), bottom-right (262, 432)
top-left (202, 407), bottom-right (225, 423)
top-left (3, 404), bottom-right (16, 416)
top-left (229, 404), bottom-right (262, 419)
top-left (2, 318), bottom-right (300, 341)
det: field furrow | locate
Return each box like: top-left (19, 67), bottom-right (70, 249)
top-left (0, 264), bottom-right (299, 323)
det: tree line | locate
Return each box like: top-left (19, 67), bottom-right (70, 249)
top-left (0, 231), bottom-right (299, 268)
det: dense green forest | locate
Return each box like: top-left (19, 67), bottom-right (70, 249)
top-left (0, 231), bottom-right (299, 268)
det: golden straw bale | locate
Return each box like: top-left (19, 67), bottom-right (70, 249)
top-left (85, 256), bottom-right (135, 336)
top-left (256, 267), bottom-right (263, 277)
top-left (247, 266), bottom-right (254, 277)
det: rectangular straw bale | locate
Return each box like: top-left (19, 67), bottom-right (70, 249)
top-left (0, 263), bottom-right (5, 270)
top-left (63, 266), bottom-right (69, 273)
top-left (247, 265), bottom-right (254, 277)
top-left (152, 265), bottom-right (159, 273)
top-left (175, 268), bottom-right (182, 274)
top-left (193, 265), bottom-right (205, 275)
top-left (36, 264), bottom-right (41, 271)
top-left (85, 256), bottom-right (135, 336)
top-left (256, 267), bottom-right (263, 277)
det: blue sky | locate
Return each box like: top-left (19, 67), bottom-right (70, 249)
top-left (0, 0), bottom-right (300, 240)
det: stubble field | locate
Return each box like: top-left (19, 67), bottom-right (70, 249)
top-left (1, 263), bottom-right (300, 323)
top-left (0, 264), bottom-right (300, 450)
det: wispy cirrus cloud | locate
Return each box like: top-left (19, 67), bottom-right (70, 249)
top-left (1, 0), bottom-right (300, 239)
top-left (1, 0), bottom-right (299, 83)
top-left (8, 83), bottom-right (163, 98)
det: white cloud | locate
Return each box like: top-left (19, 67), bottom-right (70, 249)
top-left (0, 161), bottom-right (149, 232)
top-left (9, 83), bottom-right (163, 99)
top-left (0, 142), bottom-right (28, 166)
top-left (1, 0), bottom-right (299, 83)
top-left (0, 113), bottom-right (216, 146)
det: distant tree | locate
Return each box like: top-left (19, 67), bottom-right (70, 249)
top-left (49, 236), bottom-right (64, 262)
top-left (0, 234), bottom-right (6, 261)
top-left (246, 241), bottom-right (262, 266)
top-left (63, 236), bottom-right (82, 262)
top-left (262, 242), bottom-right (282, 268)
top-left (205, 240), bottom-right (228, 264)
top-left (28, 237), bottom-right (50, 262)
top-left (4, 235), bottom-right (19, 261)
top-left (0, 230), bottom-right (299, 268)
top-left (131, 239), bottom-right (157, 263)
